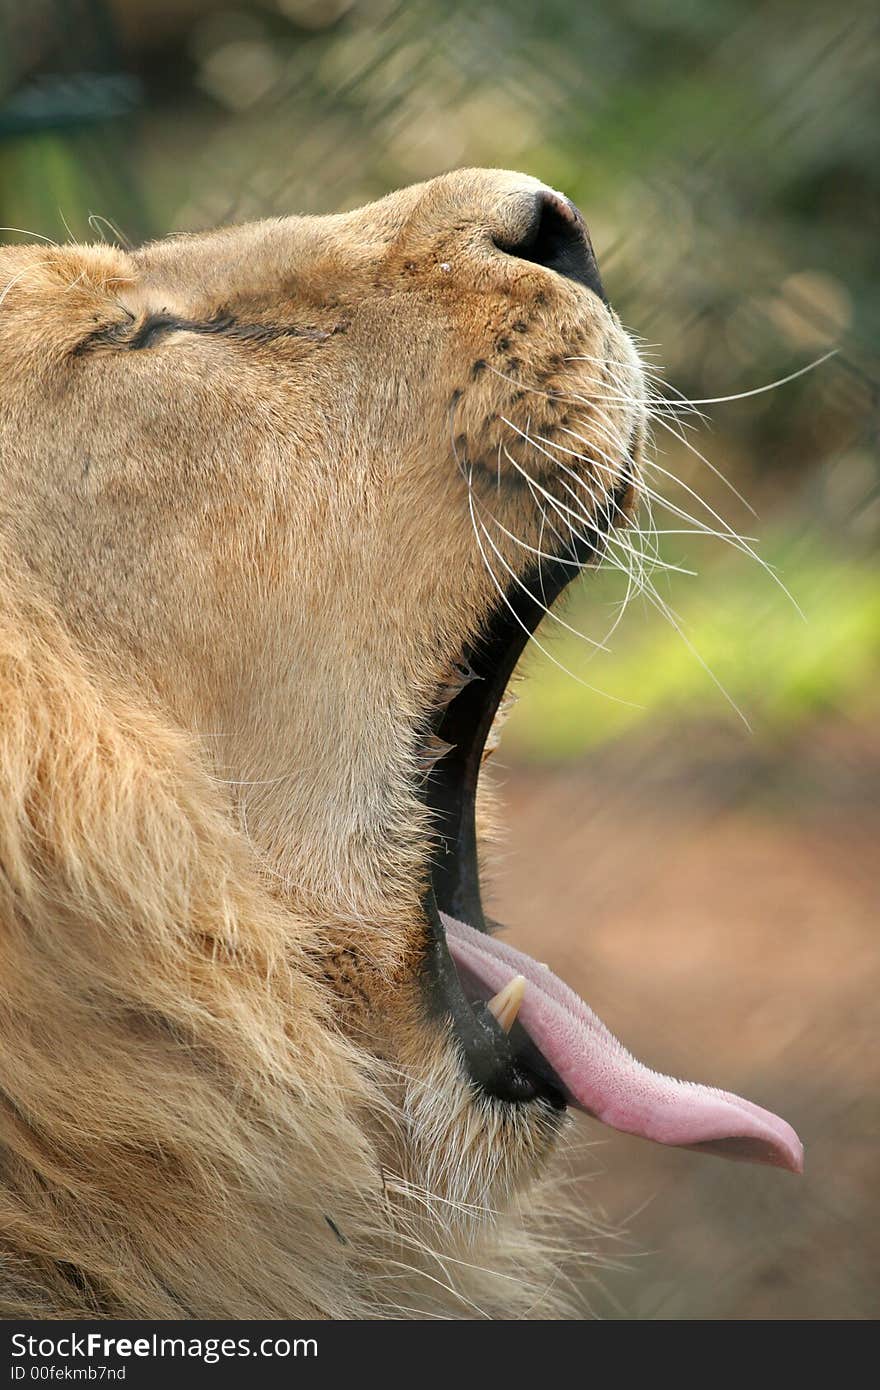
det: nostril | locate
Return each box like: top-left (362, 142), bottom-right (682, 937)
top-left (493, 190), bottom-right (608, 305)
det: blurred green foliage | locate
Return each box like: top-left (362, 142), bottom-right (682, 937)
top-left (1, 0), bottom-right (877, 754)
top-left (506, 529), bottom-right (880, 759)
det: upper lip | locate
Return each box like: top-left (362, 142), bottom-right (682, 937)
top-left (419, 518), bottom-right (604, 1107)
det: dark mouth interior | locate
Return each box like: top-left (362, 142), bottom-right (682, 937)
top-left (420, 523), bottom-right (602, 1108)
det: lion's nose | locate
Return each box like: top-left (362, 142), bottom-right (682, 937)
top-left (494, 188), bottom-right (608, 305)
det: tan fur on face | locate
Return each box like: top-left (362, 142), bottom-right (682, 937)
top-left (0, 170), bottom-right (644, 1317)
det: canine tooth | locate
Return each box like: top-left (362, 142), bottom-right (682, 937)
top-left (415, 735), bottom-right (454, 775)
top-left (486, 975), bottom-right (526, 1033)
top-left (435, 659), bottom-right (480, 709)
top-left (482, 691), bottom-right (518, 760)
top-left (482, 726), bottom-right (502, 760)
top-left (455, 658), bottom-right (479, 683)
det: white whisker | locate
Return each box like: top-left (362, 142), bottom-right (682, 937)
top-left (471, 502), bottom-right (612, 652)
top-left (0, 226), bottom-right (57, 245)
top-left (663, 350), bottom-right (837, 406)
top-left (465, 464), bottom-right (643, 709)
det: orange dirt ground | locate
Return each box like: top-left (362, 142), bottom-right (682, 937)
top-left (491, 719), bottom-right (879, 1319)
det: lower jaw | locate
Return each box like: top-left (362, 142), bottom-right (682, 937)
top-left (421, 890), bottom-right (567, 1108)
top-left (418, 520), bottom-right (603, 1108)
top-left (410, 440), bottom-right (804, 1176)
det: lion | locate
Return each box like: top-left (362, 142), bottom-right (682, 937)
top-left (0, 169), bottom-right (801, 1319)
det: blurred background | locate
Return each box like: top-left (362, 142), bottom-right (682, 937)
top-left (1, 0), bottom-right (877, 1319)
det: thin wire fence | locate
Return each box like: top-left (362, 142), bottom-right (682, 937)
top-left (1, 0), bottom-right (877, 712)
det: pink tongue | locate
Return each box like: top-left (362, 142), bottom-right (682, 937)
top-left (441, 913), bottom-right (803, 1173)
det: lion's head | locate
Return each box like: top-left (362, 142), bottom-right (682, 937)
top-left (0, 169), bottom-right (800, 1318)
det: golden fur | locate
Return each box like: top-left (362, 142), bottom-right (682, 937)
top-left (0, 169), bottom-right (644, 1317)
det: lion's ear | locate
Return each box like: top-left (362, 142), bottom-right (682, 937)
top-left (0, 557), bottom-right (377, 1317)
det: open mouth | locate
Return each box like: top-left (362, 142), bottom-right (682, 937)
top-left (420, 511), bottom-right (804, 1174)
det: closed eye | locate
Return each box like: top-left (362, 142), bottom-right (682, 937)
top-left (74, 310), bottom-right (347, 355)
top-left (74, 310), bottom-right (233, 355)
